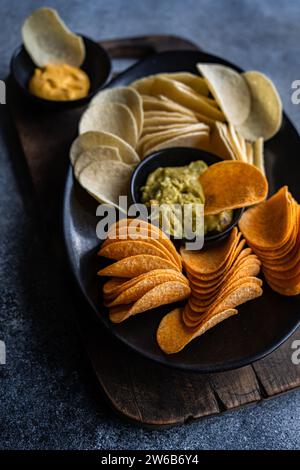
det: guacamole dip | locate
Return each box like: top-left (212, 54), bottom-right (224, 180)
top-left (141, 160), bottom-right (233, 236)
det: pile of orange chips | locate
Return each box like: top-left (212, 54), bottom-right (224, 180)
top-left (239, 186), bottom-right (300, 296)
top-left (97, 219), bottom-right (190, 323)
top-left (157, 228), bottom-right (263, 354)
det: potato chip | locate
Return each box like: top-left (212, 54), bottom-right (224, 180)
top-left (131, 76), bottom-right (156, 95)
top-left (98, 254), bottom-right (180, 278)
top-left (239, 187), bottom-right (300, 296)
top-left (238, 186), bottom-right (293, 249)
top-left (103, 269), bottom-right (187, 301)
top-left (138, 122), bottom-right (209, 156)
top-left (207, 122), bottom-right (236, 160)
top-left (246, 142), bottom-right (254, 165)
top-left (90, 87), bottom-right (144, 136)
top-left (157, 307), bottom-right (238, 354)
top-left (109, 281), bottom-right (191, 322)
top-left (107, 272), bottom-right (188, 307)
top-left (265, 277), bottom-right (300, 297)
top-left (102, 232), bottom-right (181, 268)
top-left (253, 137), bottom-right (265, 175)
top-left (103, 277), bottom-right (127, 296)
top-left (197, 63), bottom-right (251, 126)
top-left (74, 146), bottom-right (121, 179)
top-left (144, 110), bottom-right (192, 120)
top-left (199, 161), bottom-right (268, 215)
top-left (79, 102), bottom-right (138, 149)
top-left (227, 124), bottom-right (247, 162)
top-left (145, 131), bottom-right (210, 157)
top-left (150, 76), bottom-right (225, 121)
top-left (142, 96), bottom-right (195, 116)
top-left (188, 277), bottom-right (262, 315)
top-left (143, 116), bottom-right (197, 131)
top-left (69, 131), bottom-right (139, 165)
top-left (237, 71), bottom-right (282, 141)
top-left (78, 160), bottom-right (133, 212)
top-left (189, 257), bottom-right (260, 300)
top-left (106, 219), bottom-right (182, 269)
top-left (99, 240), bottom-right (178, 266)
top-left (22, 7), bottom-right (85, 67)
top-left (180, 227), bottom-right (239, 275)
top-left (160, 72), bottom-right (210, 96)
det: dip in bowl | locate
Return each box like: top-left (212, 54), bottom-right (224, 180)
top-left (130, 147), bottom-right (244, 244)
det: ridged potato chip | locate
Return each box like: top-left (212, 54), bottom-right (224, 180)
top-left (98, 254), bottom-right (180, 278)
top-left (109, 280), bottom-right (190, 323)
top-left (107, 272), bottom-right (188, 307)
top-left (74, 146), bottom-right (121, 179)
top-left (157, 307), bottom-right (238, 354)
top-left (197, 63), bottom-right (251, 126)
top-left (70, 131), bottom-right (139, 165)
top-left (79, 102), bottom-right (138, 149)
top-left (237, 71), bottom-right (282, 141)
top-left (239, 187), bottom-right (300, 295)
top-left (90, 87), bottom-right (144, 136)
top-left (199, 161), bottom-right (268, 215)
top-left (78, 160), bottom-right (133, 213)
top-left (22, 7), bottom-right (85, 67)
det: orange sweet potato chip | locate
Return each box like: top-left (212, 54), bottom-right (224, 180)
top-left (106, 271), bottom-right (188, 307)
top-left (180, 227), bottom-right (240, 277)
top-left (157, 306), bottom-right (238, 354)
top-left (106, 219), bottom-right (182, 268)
top-left (103, 269), bottom-right (187, 300)
top-left (109, 281), bottom-right (191, 323)
top-left (188, 277), bottom-right (262, 316)
top-left (98, 254), bottom-right (180, 278)
top-left (238, 186), bottom-right (294, 250)
top-left (199, 161), bottom-right (268, 215)
top-left (99, 239), bottom-right (178, 267)
top-left (101, 232), bottom-right (181, 268)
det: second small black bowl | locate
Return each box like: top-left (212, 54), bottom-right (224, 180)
top-left (10, 35), bottom-right (112, 109)
top-left (130, 147), bottom-right (244, 245)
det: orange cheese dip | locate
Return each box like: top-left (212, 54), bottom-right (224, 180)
top-left (29, 63), bottom-right (90, 101)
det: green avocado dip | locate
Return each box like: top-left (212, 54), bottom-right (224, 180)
top-left (141, 160), bottom-right (233, 237)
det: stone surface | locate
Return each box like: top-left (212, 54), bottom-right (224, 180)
top-left (0, 0), bottom-right (299, 450)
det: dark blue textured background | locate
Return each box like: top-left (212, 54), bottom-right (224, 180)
top-left (0, 0), bottom-right (299, 450)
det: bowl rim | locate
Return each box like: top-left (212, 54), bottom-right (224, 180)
top-left (10, 34), bottom-right (112, 107)
top-left (130, 146), bottom-right (244, 243)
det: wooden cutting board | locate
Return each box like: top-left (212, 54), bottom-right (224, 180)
top-left (7, 35), bottom-right (300, 427)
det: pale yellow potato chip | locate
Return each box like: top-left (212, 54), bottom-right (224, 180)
top-left (138, 122), bottom-right (209, 156)
top-left (160, 72), bottom-right (209, 96)
top-left (253, 137), bottom-right (265, 175)
top-left (90, 86), bottom-right (144, 136)
top-left (207, 122), bottom-right (236, 160)
top-left (69, 131), bottom-right (139, 165)
top-left (150, 76), bottom-right (225, 121)
top-left (74, 146), bottom-right (121, 179)
top-left (143, 116), bottom-right (197, 130)
top-left (145, 131), bottom-right (210, 157)
top-left (237, 71), bottom-right (282, 141)
top-left (79, 102), bottom-right (138, 149)
top-left (227, 124), bottom-right (247, 161)
top-left (142, 95), bottom-right (195, 116)
top-left (78, 160), bottom-right (133, 213)
top-left (197, 63), bottom-right (251, 126)
top-left (22, 7), bottom-right (85, 67)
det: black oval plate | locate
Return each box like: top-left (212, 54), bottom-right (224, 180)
top-left (63, 50), bottom-right (300, 373)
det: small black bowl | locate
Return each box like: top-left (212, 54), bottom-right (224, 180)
top-left (10, 35), bottom-right (112, 109)
top-left (130, 147), bottom-right (244, 245)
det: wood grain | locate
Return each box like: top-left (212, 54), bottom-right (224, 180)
top-left (7, 35), bottom-right (300, 427)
